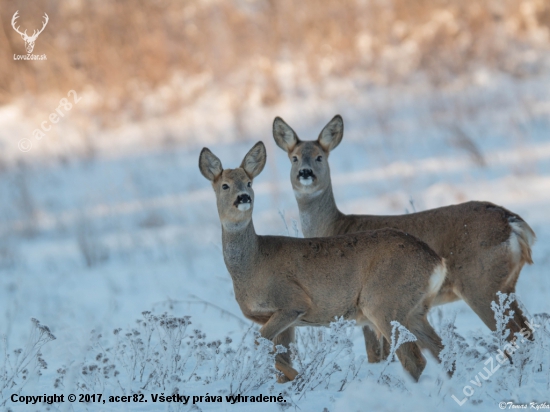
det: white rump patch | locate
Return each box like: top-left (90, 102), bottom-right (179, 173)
top-left (299, 177), bottom-right (313, 186)
top-left (237, 203), bottom-right (251, 211)
top-left (428, 261), bottom-right (447, 297)
top-left (508, 220), bottom-right (536, 264)
top-left (508, 229), bottom-right (521, 264)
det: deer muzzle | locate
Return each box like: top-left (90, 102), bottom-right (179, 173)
top-left (298, 168), bottom-right (315, 185)
top-left (234, 194), bottom-right (251, 211)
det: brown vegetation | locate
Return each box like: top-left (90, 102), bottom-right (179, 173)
top-left (0, 0), bottom-right (548, 117)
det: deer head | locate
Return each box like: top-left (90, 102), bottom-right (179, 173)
top-left (11, 11), bottom-right (49, 54)
top-left (273, 115), bottom-right (343, 198)
top-left (199, 142), bottom-right (266, 231)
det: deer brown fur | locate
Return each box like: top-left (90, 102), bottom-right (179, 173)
top-left (199, 142), bottom-right (447, 382)
top-left (273, 115), bottom-right (536, 363)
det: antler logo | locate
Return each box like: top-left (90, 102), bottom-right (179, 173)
top-left (11, 10), bottom-right (49, 54)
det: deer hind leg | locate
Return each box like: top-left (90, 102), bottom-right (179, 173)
top-left (405, 302), bottom-right (444, 361)
top-left (459, 286), bottom-right (530, 367)
top-left (408, 312), bottom-right (444, 361)
top-left (362, 326), bottom-right (389, 363)
top-left (395, 341), bottom-right (426, 382)
top-left (457, 256), bottom-right (531, 341)
top-left (368, 318), bottom-right (427, 382)
top-left (381, 335), bottom-right (390, 360)
top-left (459, 287), bottom-right (513, 335)
top-left (259, 309), bottom-right (306, 382)
top-left (382, 325), bottom-right (426, 382)
top-left (509, 300), bottom-right (534, 341)
top-left (501, 261), bottom-right (534, 341)
top-left (273, 327), bottom-right (298, 383)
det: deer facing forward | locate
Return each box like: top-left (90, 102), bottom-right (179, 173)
top-left (273, 115), bottom-right (536, 363)
top-left (199, 141), bottom-right (447, 382)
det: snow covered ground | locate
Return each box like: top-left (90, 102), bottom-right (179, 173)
top-left (1, 72), bottom-right (549, 411)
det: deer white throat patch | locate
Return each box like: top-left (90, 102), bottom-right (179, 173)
top-left (237, 203), bottom-right (251, 211)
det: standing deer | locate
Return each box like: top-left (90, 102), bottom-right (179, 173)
top-left (199, 141), bottom-right (447, 382)
top-left (273, 115), bottom-right (536, 363)
top-left (11, 11), bottom-right (49, 54)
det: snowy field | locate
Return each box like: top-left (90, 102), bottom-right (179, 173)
top-left (1, 73), bottom-right (550, 411)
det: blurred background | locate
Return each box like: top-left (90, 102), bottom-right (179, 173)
top-left (0, 0), bottom-right (549, 399)
top-left (0, 0), bottom-right (549, 160)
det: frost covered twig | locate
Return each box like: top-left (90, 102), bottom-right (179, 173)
top-left (291, 318), bottom-right (362, 397)
top-left (0, 318), bottom-right (55, 406)
top-left (378, 321), bottom-right (417, 384)
top-left (491, 292), bottom-right (515, 349)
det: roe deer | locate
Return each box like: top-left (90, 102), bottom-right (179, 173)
top-left (199, 141), bottom-right (447, 382)
top-left (273, 115), bottom-right (536, 363)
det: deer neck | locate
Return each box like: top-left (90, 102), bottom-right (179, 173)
top-left (296, 182), bottom-right (342, 238)
top-left (221, 220), bottom-right (259, 280)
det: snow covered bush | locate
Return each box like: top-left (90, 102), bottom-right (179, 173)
top-left (46, 290), bottom-right (549, 410)
top-left (436, 294), bottom-right (550, 408)
top-left (52, 312), bottom-right (367, 406)
top-left (0, 318), bottom-right (55, 407)
top-left (60, 312), bottom-right (286, 398)
top-left (290, 318), bottom-right (364, 396)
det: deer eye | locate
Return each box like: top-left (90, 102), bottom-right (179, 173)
top-left (247, 182), bottom-right (251, 187)
top-left (292, 156), bottom-right (298, 162)
top-left (222, 184), bottom-right (229, 190)
top-left (316, 156), bottom-right (323, 162)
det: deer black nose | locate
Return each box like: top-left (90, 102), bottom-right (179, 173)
top-left (236, 194), bottom-right (251, 204)
top-left (298, 169), bottom-right (314, 179)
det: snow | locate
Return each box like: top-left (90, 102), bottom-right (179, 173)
top-left (1, 71), bottom-right (549, 411)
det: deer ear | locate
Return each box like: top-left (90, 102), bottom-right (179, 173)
top-left (240, 141), bottom-right (266, 179)
top-left (199, 148), bottom-right (223, 181)
top-left (273, 117), bottom-right (300, 152)
top-left (317, 115), bottom-right (343, 152)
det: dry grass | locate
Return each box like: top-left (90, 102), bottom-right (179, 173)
top-left (0, 0), bottom-right (548, 117)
